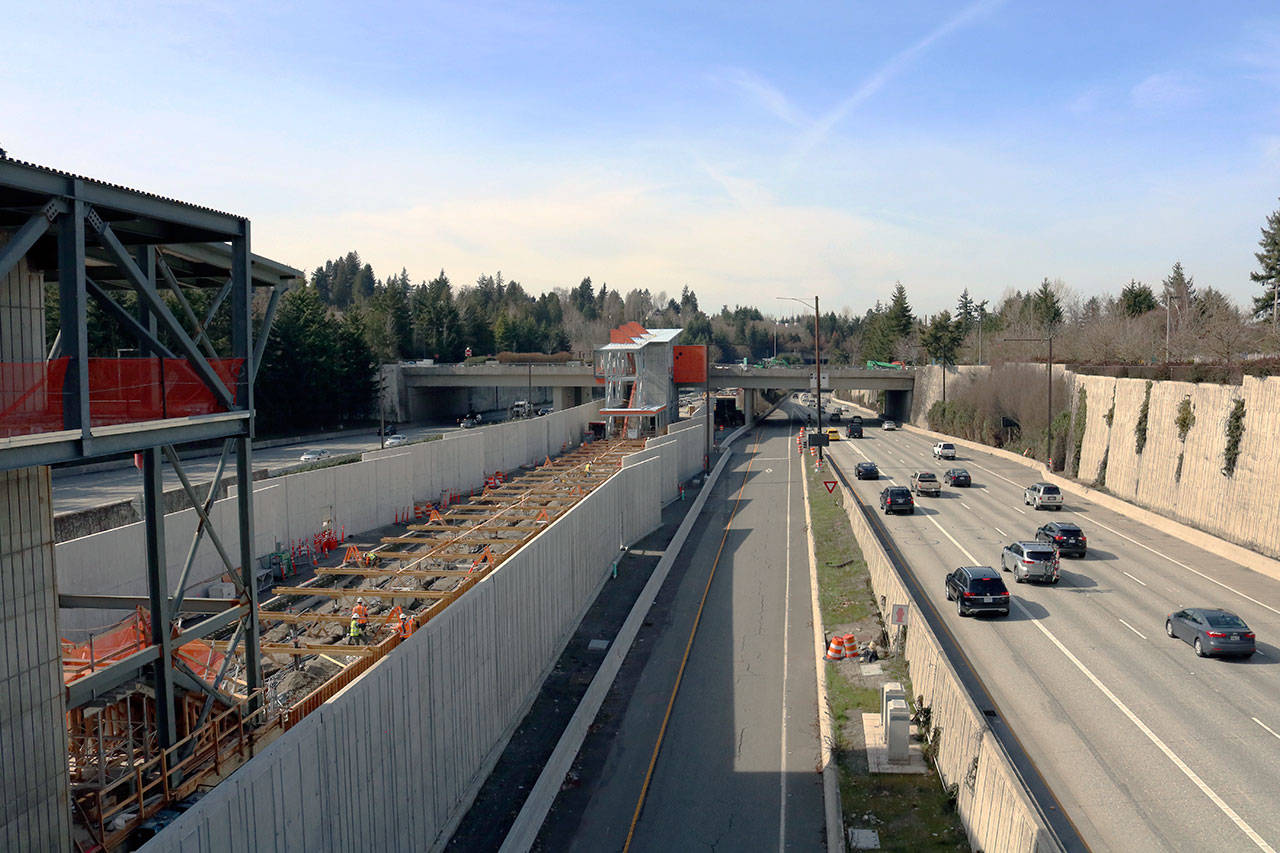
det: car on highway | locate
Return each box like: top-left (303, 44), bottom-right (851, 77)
top-left (1035, 521), bottom-right (1087, 557)
top-left (384, 434), bottom-right (408, 447)
top-left (299, 449), bottom-right (330, 463)
top-left (460, 416), bottom-right (479, 429)
top-left (944, 566), bottom-right (1011, 617)
top-left (537, 406), bottom-right (554, 416)
top-left (1165, 608), bottom-right (1256, 658)
top-left (882, 420), bottom-right (898, 431)
top-left (845, 422), bottom-right (863, 438)
top-left (943, 468), bottom-right (971, 487)
top-left (1000, 541), bottom-right (1060, 584)
top-left (1023, 482), bottom-right (1063, 510)
top-left (826, 427), bottom-right (841, 442)
top-left (932, 442), bottom-right (957, 459)
top-left (854, 461), bottom-right (879, 480)
top-left (829, 409), bottom-right (843, 422)
top-left (880, 486), bottom-right (915, 514)
top-left (909, 471), bottom-right (941, 497)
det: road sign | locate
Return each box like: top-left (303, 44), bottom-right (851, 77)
top-left (807, 432), bottom-right (828, 447)
top-left (465, 346), bottom-right (472, 358)
top-left (824, 481), bottom-right (837, 494)
top-left (890, 603), bottom-right (909, 626)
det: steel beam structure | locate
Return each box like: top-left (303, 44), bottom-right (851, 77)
top-left (0, 159), bottom-right (302, 848)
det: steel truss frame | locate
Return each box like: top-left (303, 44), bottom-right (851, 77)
top-left (0, 161), bottom-right (300, 780)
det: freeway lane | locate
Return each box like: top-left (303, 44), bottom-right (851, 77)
top-left (829, 417), bottom-right (1280, 852)
top-left (547, 413), bottom-right (824, 851)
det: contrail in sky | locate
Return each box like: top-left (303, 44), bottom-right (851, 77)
top-left (793, 0), bottom-right (1009, 161)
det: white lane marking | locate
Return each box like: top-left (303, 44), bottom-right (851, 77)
top-left (960, 502), bottom-right (972, 510)
top-left (1118, 619), bottom-right (1147, 640)
top-left (1085, 516), bottom-right (1280, 617)
top-left (1014, 507), bottom-right (1026, 515)
top-left (993, 527), bottom-right (1007, 538)
top-left (1254, 717), bottom-right (1280, 742)
top-left (779, 421), bottom-right (793, 849)
top-left (1122, 571), bottom-right (1148, 587)
top-left (968, 461), bottom-right (1025, 488)
top-left (921, 513), bottom-right (1275, 852)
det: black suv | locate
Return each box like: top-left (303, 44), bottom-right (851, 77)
top-left (846, 422), bottom-right (863, 438)
top-left (855, 461), bottom-right (878, 479)
top-left (943, 468), bottom-right (970, 487)
top-left (1035, 521), bottom-right (1087, 557)
top-left (880, 486), bottom-right (914, 514)
top-left (944, 566), bottom-right (1010, 617)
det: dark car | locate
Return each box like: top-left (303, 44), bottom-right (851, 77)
top-left (829, 409), bottom-right (843, 422)
top-left (1035, 521), bottom-right (1087, 557)
top-left (1165, 608), bottom-right (1255, 658)
top-left (850, 415), bottom-right (863, 425)
top-left (880, 486), bottom-right (914, 514)
top-left (944, 566), bottom-right (1010, 617)
top-left (846, 422), bottom-right (863, 438)
top-left (855, 461), bottom-right (879, 480)
top-left (943, 468), bottom-right (971, 487)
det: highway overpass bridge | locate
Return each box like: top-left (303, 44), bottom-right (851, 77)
top-left (387, 361), bottom-right (917, 423)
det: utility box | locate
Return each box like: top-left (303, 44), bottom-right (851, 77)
top-left (886, 699), bottom-right (910, 764)
top-left (881, 681), bottom-right (905, 727)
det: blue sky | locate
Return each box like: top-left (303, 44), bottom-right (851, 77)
top-left (6, 1), bottom-right (1280, 317)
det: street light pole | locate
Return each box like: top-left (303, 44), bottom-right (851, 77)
top-left (778, 295), bottom-right (824, 461)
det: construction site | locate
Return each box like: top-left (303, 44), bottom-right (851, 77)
top-left (0, 155), bottom-right (713, 852)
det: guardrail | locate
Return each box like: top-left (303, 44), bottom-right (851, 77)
top-left (826, 455), bottom-right (1082, 853)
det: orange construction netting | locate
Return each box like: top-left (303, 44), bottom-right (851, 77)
top-left (62, 607), bottom-right (229, 688)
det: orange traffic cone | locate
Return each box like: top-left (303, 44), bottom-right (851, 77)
top-left (824, 634), bottom-right (846, 661)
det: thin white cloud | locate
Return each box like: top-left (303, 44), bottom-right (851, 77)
top-left (792, 0), bottom-right (1008, 162)
top-left (1130, 71), bottom-right (1203, 111)
top-left (718, 67), bottom-right (808, 127)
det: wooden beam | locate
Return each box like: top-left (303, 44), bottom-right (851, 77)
top-left (315, 567), bottom-right (472, 578)
top-left (213, 641), bottom-right (379, 657)
top-left (273, 586), bottom-right (452, 600)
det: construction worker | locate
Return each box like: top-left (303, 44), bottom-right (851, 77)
top-left (397, 611), bottom-right (416, 639)
top-left (352, 597), bottom-right (369, 632)
top-left (584, 461), bottom-right (592, 474)
top-left (348, 617), bottom-right (364, 645)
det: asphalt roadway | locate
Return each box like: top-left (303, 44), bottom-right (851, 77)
top-left (541, 411), bottom-right (825, 852)
top-left (828, 415), bottom-right (1280, 853)
top-left (49, 423), bottom-right (460, 513)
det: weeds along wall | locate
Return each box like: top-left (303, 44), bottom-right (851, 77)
top-left (836, 478), bottom-right (1056, 853)
top-left (54, 401), bottom-right (604, 635)
top-left (140, 456), bottom-right (661, 853)
top-left (1073, 374), bottom-right (1280, 559)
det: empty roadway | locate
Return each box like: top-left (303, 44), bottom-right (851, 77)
top-left (544, 412), bottom-right (824, 851)
top-left (828, 413), bottom-right (1280, 852)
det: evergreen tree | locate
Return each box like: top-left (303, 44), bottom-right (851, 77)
top-left (1119, 279), bottom-right (1158, 317)
top-left (680, 284), bottom-right (699, 316)
top-left (920, 311), bottom-right (965, 366)
top-left (1030, 278), bottom-right (1064, 333)
top-left (1250, 201), bottom-right (1280, 323)
top-left (1162, 262), bottom-right (1195, 328)
top-left (956, 288), bottom-right (977, 332)
top-left (885, 282), bottom-right (914, 339)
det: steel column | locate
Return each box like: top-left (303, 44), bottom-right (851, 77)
top-left (142, 447), bottom-right (177, 749)
top-left (231, 231), bottom-right (261, 707)
top-left (57, 196), bottom-right (90, 441)
top-left (0, 202), bottom-right (58, 281)
top-left (84, 278), bottom-right (176, 359)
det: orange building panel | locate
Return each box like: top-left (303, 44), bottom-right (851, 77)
top-left (672, 346), bottom-right (707, 384)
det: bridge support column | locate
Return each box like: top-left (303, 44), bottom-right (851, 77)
top-left (553, 386), bottom-right (580, 411)
top-left (0, 240), bottom-right (71, 851)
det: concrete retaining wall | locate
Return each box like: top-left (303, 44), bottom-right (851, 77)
top-left (141, 456), bottom-right (662, 853)
top-left (55, 401), bottom-right (605, 635)
top-left (837, 477), bottom-right (1055, 853)
top-left (620, 418), bottom-right (705, 504)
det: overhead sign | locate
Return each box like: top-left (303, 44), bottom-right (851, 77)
top-left (890, 603), bottom-right (909, 626)
top-left (807, 432), bottom-right (829, 447)
top-left (824, 481), bottom-right (837, 494)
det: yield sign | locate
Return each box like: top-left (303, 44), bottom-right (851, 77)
top-left (824, 481), bottom-right (837, 494)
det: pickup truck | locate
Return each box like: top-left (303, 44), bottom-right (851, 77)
top-left (933, 442), bottom-right (956, 459)
top-left (910, 471), bottom-right (941, 497)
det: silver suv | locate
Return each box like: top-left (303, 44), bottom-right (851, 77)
top-left (1000, 541), bottom-right (1060, 584)
top-left (1023, 482), bottom-right (1063, 510)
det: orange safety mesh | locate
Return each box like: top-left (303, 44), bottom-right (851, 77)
top-left (62, 608), bottom-right (228, 687)
top-left (1, 357), bottom-right (244, 438)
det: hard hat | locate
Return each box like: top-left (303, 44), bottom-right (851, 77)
top-left (357, 597), bottom-right (364, 604)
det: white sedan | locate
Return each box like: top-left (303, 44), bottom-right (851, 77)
top-left (882, 420), bottom-right (898, 431)
top-left (385, 434), bottom-right (408, 447)
top-left (299, 449), bottom-right (331, 462)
